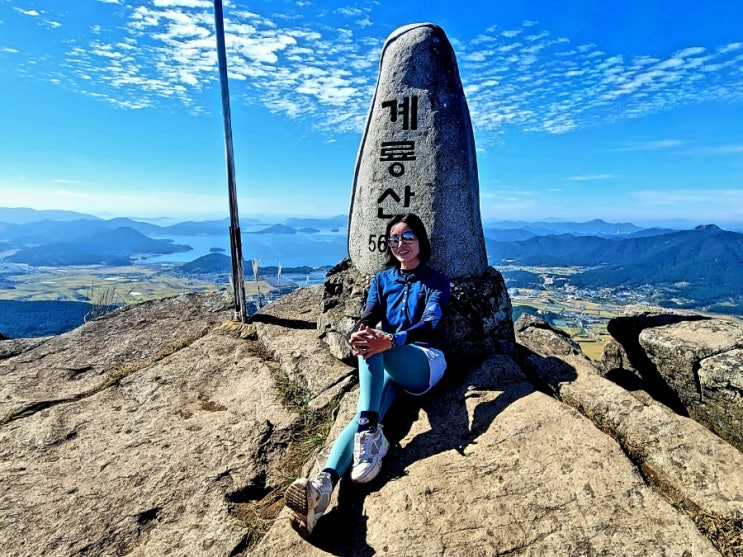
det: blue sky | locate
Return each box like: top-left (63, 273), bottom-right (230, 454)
top-left (1, 0), bottom-right (742, 227)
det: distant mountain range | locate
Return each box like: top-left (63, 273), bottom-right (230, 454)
top-left (488, 224), bottom-right (743, 313)
top-left (3, 227), bottom-right (192, 266)
top-left (482, 218), bottom-right (681, 241)
top-left (1, 208), bottom-right (742, 315)
top-left (0, 207), bottom-right (347, 230)
top-left (0, 207), bottom-right (102, 224)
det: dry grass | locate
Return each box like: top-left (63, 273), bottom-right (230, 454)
top-left (685, 507), bottom-right (742, 556)
top-left (228, 338), bottom-right (343, 553)
top-left (94, 335), bottom-right (199, 391)
top-left (640, 463), bottom-right (742, 556)
top-left (230, 488), bottom-right (288, 551)
top-left (215, 320), bottom-right (258, 340)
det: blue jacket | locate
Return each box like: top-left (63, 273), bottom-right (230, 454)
top-left (354, 264), bottom-right (450, 350)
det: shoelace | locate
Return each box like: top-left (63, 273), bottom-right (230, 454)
top-left (310, 471), bottom-right (332, 494)
top-left (353, 430), bottom-right (377, 463)
top-left (312, 453), bottom-right (323, 476)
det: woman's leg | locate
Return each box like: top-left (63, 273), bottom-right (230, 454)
top-left (348, 346), bottom-right (431, 483)
top-left (323, 345), bottom-right (430, 477)
top-left (286, 345), bottom-right (434, 534)
top-left (381, 344), bottom-right (431, 395)
top-left (357, 345), bottom-right (431, 412)
top-left (324, 354), bottom-right (399, 477)
top-left (357, 352), bottom-right (385, 414)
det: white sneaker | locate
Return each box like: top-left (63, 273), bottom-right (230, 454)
top-left (285, 471), bottom-right (333, 536)
top-left (350, 426), bottom-right (389, 483)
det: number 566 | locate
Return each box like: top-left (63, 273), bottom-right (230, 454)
top-left (368, 234), bottom-right (388, 252)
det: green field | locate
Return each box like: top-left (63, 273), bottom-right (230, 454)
top-left (0, 264), bottom-right (276, 305)
top-left (511, 289), bottom-right (616, 361)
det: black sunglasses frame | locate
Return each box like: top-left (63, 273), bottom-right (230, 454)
top-left (388, 231), bottom-right (417, 248)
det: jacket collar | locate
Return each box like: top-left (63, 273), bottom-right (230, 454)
top-left (392, 263), bottom-right (427, 283)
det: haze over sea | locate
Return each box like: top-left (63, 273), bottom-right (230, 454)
top-left (141, 227), bottom-right (347, 269)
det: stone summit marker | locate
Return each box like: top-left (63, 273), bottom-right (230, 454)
top-left (324, 23), bottom-right (514, 363)
top-left (348, 23), bottom-right (488, 279)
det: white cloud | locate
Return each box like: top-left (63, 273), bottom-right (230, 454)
top-left (613, 140), bottom-right (685, 151)
top-left (16, 4), bottom-right (743, 140)
top-left (526, 31), bottom-right (549, 42)
top-left (566, 174), bottom-right (617, 181)
top-left (336, 7), bottom-right (363, 17)
top-left (14, 8), bottom-right (40, 16)
top-left (674, 46), bottom-right (706, 58)
top-left (719, 42), bottom-right (742, 53)
top-left (154, 0), bottom-right (212, 7)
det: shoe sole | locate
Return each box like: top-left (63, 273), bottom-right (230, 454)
top-left (284, 479), bottom-right (314, 537)
top-left (351, 437), bottom-right (390, 484)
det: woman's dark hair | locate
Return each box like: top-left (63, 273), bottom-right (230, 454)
top-left (384, 213), bottom-right (432, 267)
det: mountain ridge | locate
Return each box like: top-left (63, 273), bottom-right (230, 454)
top-left (5, 226), bottom-right (192, 266)
top-left (489, 226), bottom-right (743, 313)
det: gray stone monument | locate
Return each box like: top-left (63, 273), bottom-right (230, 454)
top-left (348, 23), bottom-right (487, 279)
top-left (320, 24), bottom-right (516, 366)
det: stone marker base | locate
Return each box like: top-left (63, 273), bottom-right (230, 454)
top-left (443, 266), bottom-right (516, 363)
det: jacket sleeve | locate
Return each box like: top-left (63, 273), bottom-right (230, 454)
top-left (348, 275), bottom-right (384, 338)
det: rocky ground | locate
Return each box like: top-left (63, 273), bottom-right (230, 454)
top-left (0, 287), bottom-right (741, 556)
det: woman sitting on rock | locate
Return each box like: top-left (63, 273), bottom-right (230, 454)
top-left (284, 212), bottom-right (451, 537)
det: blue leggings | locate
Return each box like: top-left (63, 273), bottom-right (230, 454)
top-left (324, 344), bottom-right (431, 476)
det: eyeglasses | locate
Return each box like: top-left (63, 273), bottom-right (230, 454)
top-left (388, 231), bottom-right (417, 248)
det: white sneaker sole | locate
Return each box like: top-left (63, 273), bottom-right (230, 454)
top-left (285, 479), bottom-right (318, 537)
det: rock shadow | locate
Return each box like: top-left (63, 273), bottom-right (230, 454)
top-left (384, 356), bottom-right (535, 472)
top-left (304, 480), bottom-right (375, 556)
top-left (606, 315), bottom-right (708, 415)
top-left (517, 348), bottom-right (580, 400)
top-left (250, 314), bottom-right (317, 330)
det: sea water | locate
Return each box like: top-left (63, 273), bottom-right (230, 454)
top-left (137, 228), bottom-right (348, 270)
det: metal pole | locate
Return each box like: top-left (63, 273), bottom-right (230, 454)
top-left (213, 0), bottom-right (248, 322)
